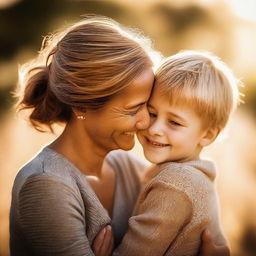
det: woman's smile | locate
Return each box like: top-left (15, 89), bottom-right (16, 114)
top-left (123, 131), bottom-right (136, 137)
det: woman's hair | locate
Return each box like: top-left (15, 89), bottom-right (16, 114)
top-left (155, 50), bottom-right (241, 130)
top-left (16, 15), bottom-right (154, 131)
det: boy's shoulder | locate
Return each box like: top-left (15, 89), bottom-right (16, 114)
top-left (147, 159), bottom-right (217, 201)
top-left (159, 159), bottom-right (216, 181)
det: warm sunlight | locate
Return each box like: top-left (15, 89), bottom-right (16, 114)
top-left (0, 0), bottom-right (20, 9)
top-left (1, 0), bottom-right (256, 255)
top-left (229, 0), bottom-right (256, 22)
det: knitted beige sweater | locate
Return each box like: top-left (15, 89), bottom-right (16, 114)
top-left (10, 148), bottom-right (146, 255)
top-left (113, 159), bottom-right (227, 256)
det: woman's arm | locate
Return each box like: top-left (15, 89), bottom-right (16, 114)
top-left (18, 175), bottom-right (95, 255)
top-left (199, 230), bottom-right (230, 256)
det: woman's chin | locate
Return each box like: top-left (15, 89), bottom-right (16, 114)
top-left (118, 137), bottom-right (135, 151)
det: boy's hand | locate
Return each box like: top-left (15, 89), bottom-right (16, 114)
top-left (199, 230), bottom-right (230, 256)
top-left (93, 225), bottom-right (114, 256)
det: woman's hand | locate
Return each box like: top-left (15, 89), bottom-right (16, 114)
top-left (93, 225), bottom-right (114, 256)
top-left (199, 230), bottom-right (230, 256)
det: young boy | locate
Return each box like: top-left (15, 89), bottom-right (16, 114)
top-left (113, 51), bottom-right (239, 256)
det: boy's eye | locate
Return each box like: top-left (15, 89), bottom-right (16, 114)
top-left (169, 120), bottom-right (181, 126)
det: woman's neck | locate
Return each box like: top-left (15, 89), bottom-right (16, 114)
top-left (49, 121), bottom-right (108, 178)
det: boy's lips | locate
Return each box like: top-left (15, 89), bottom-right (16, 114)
top-left (145, 136), bottom-right (170, 147)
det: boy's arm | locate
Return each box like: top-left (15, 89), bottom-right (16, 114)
top-left (113, 182), bottom-right (192, 256)
top-left (93, 225), bottom-right (114, 256)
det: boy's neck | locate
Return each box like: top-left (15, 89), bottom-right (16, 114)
top-left (142, 151), bottom-right (203, 185)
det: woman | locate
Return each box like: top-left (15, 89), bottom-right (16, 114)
top-left (10, 15), bottom-right (229, 256)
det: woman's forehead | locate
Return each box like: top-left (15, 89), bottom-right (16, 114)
top-left (112, 68), bottom-right (154, 106)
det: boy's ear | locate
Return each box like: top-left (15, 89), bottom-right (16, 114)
top-left (199, 127), bottom-right (220, 147)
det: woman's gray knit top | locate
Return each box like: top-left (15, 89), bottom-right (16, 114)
top-left (10, 147), bottom-right (147, 256)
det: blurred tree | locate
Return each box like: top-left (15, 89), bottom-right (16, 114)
top-left (243, 78), bottom-right (256, 117)
top-left (152, 3), bottom-right (210, 34)
top-left (0, 86), bottom-right (14, 117)
top-left (241, 223), bottom-right (256, 256)
top-left (0, 0), bottom-right (125, 60)
top-left (0, 0), bottom-right (127, 119)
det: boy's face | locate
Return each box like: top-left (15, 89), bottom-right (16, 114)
top-left (137, 84), bottom-right (209, 164)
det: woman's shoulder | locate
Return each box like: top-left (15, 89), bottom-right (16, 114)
top-left (13, 147), bottom-right (83, 196)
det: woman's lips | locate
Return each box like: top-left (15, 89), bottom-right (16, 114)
top-left (146, 137), bottom-right (170, 148)
top-left (124, 131), bottom-right (136, 137)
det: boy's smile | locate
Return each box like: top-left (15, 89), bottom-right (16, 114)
top-left (144, 136), bottom-right (170, 148)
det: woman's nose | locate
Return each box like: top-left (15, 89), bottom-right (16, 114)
top-left (135, 105), bottom-right (150, 130)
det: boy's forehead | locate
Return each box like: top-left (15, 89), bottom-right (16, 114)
top-left (153, 82), bottom-right (199, 107)
top-left (151, 83), bottom-right (185, 106)
top-left (150, 85), bottom-right (169, 103)
top-left (149, 85), bottom-right (206, 122)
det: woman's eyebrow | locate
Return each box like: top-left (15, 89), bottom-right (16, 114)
top-left (124, 101), bottom-right (147, 109)
top-left (147, 103), bottom-right (155, 109)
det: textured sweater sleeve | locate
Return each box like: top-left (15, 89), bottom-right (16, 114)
top-left (113, 181), bottom-right (192, 256)
top-left (18, 174), bottom-right (94, 256)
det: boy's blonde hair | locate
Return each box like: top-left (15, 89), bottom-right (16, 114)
top-left (155, 50), bottom-right (240, 130)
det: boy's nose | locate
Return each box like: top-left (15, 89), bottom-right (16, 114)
top-left (136, 106), bottom-right (150, 130)
top-left (148, 119), bottom-right (164, 136)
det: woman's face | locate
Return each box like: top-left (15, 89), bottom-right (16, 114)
top-left (80, 68), bottom-right (154, 153)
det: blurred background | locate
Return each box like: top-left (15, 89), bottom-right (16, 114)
top-left (0, 0), bottom-right (256, 255)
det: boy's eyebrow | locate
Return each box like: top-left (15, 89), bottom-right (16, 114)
top-left (148, 103), bottom-right (187, 122)
top-left (124, 101), bottom-right (146, 109)
top-left (167, 111), bottom-right (187, 123)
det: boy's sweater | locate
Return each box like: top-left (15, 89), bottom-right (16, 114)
top-left (114, 159), bottom-right (227, 256)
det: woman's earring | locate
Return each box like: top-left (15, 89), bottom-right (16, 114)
top-left (77, 115), bottom-right (86, 120)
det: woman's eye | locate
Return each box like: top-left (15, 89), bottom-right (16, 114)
top-left (149, 112), bottom-right (157, 118)
top-left (127, 109), bottom-right (139, 116)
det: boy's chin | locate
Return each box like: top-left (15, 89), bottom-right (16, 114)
top-left (144, 153), bottom-right (165, 164)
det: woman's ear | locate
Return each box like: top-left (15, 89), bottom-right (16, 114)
top-left (72, 107), bottom-right (87, 120)
top-left (199, 127), bottom-right (220, 147)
